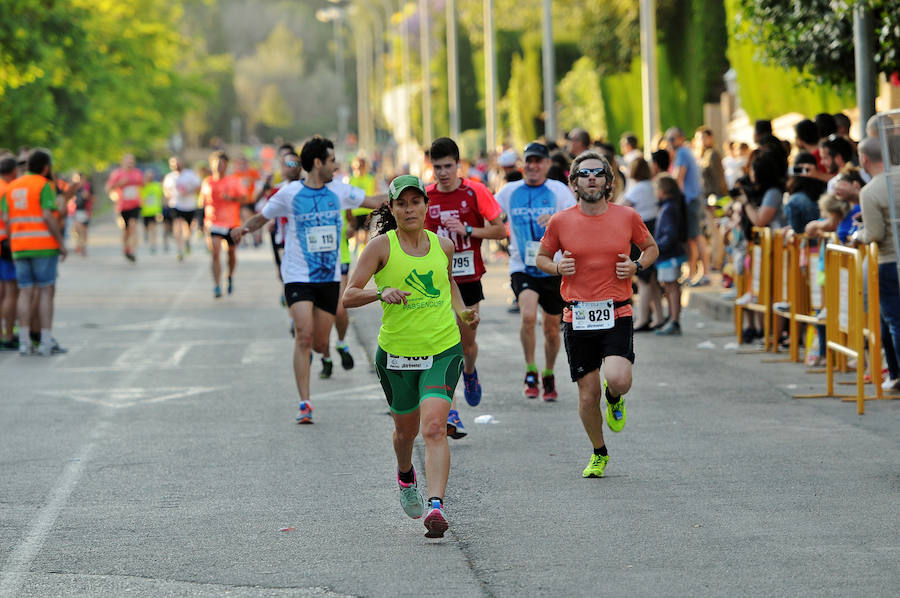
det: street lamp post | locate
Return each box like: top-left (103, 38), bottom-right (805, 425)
top-left (484, 0), bottom-right (498, 152)
top-left (447, 0), bottom-right (461, 140)
top-left (639, 0), bottom-right (660, 155)
top-left (419, 0), bottom-right (433, 145)
top-left (316, 5), bottom-right (350, 146)
top-left (541, 0), bottom-right (555, 142)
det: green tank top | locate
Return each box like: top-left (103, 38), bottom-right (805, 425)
top-left (374, 229), bottom-right (460, 356)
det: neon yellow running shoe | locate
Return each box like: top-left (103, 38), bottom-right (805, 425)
top-left (582, 454), bottom-right (609, 478)
top-left (604, 380), bottom-right (626, 433)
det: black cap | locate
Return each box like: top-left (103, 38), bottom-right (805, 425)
top-left (523, 142), bottom-right (550, 159)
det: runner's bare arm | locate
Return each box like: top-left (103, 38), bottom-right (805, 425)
top-left (232, 213), bottom-right (270, 242)
top-left (343, 235), bottom-right (401, 307)
top-left (42, 207), bottom-right (67, 260)
top-left (441, 237), bottom-right (478, 327)
top-left (633, 234), bottom-right (659, 268)
top-left (536, 245), bottom-right (574, 276)
top-left (359, 193), bottom-right (389, 210)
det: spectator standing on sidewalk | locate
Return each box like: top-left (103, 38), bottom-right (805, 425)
top-left (853, 137), bottom-right (900, 390)
top-left (623, 157), bottom-right (664, 331)
top-left (665, 127), bottom-right (709, 286)
top-left (653, 175), bottom-right (688, 336)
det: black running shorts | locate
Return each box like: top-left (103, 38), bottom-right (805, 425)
top-left (284, 281), bottom-right (341, 315)
top-left (563, 316), bottom-right (635, 381)
top-left (510, 272), bottom-right (565, 316)
top-left (456, 280), bottom-right (484, 307)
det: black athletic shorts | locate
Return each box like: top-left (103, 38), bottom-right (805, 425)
top-left (563, 316), bottom-right (635, 382)
top-left (162, 207), bottom-right (173, 223)
top-left (120, 207), bottom-right (141, 223)
top-left (456, 280), bottom-right (484, 307)
top-left (210, 231), bottom-right (235, 247)
top-left (173, 208), bottom-right (195, 225)
top-left (284, 281), bottom-right (341, 315)
top-left (510, 272), bottom-right (565, 316)
top-left (341, 262), bottom-right (350, 276)
top-left (142, 215), bottom-right (158, 226)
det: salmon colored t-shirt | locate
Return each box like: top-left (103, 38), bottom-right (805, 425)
top-left (232, 168), bottom-right (260, 205)
top-left (201, 175), bottom-right (243, 231)
top-left (107, 167), bottom-right (144, 212)
top-left (540, 203), bottom-right (650, 321)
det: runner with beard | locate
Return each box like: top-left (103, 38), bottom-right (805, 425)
top-left (536, 151), bottom-right (658, 478)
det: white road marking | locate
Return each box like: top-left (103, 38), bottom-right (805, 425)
top-left (39, 386), bottom-right (221, 409)
top-left (0, 268), bottom-right (204, 598)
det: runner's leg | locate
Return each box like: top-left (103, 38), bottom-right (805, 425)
top-left (576, 370), bottom-right (606, 450)
top-left (420, 396), bottom-right (451, 500)
top-left (209, 236), bottom-right (222, 289)
top-left (541, 309), bottom-right (561, 371)
top-left (602, 355), bottom-right (633, 399)
top-left (392, 410), bottom-right (421, 473)
top-left (227, 243), bottom-right (237, 279)
top-left (458, 302), bottom-right (480, 374)
top-left (289, 301), bottom-right (315, 402)
top-left (311, 305), bottom-right (335, 357)
top-left (518, 289), bottom-right (539, 365)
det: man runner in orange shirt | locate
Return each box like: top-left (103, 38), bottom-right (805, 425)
top-left (537, 150), bottom-right (658, 478)
top-left (200, 151), bottom-right (244, 298)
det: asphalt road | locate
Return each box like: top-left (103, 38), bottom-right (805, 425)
top-left (1, 216), bottom-right (898, 597)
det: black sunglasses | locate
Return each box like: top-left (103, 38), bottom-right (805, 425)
top-left (575, 167), bottom-right (607, 178)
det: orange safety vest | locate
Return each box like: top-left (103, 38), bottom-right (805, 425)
top-left (5, 174), bottom-right (59, 254)
top-left (0, 178), bottom-right (8, 242)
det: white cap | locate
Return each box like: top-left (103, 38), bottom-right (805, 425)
top-left (498, 149), bottom-right (518, 168)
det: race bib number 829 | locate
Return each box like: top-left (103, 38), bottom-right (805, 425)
top-left (572, 300), bottom-right (615, 331)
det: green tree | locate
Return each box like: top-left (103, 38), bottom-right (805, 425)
top-left (502, 43), bottom-right (543, 147)
top-left (557, 57), bottom-right (607, 141)
top-left (0, 0), bottom-right (212, 170)
top-left (737, 0), bottom-right (900, 86)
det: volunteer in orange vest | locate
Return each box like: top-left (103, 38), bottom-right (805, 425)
top-left (0, 154), bottom-right (20, 350)
top-left (0, 149), bottom-right (67, 356)
top-left (200, 151), bottom-right (243, 298)
top-left (105, 153), bottom-right (144, 262)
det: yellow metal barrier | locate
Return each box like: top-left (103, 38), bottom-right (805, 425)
top-left (735, 227), bottom-right (773, 351)
top-left (792, 243), bottom-right (892, 414)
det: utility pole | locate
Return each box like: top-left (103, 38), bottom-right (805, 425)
top-left (484, 0), bottom-right (498, 152)
top-left (541, 0), bottom-right (555, 141)
top-left (853, 2), bottom-right (876, 136)
top-left (447, 0), bottom-right (460, 139)
top-left (419, 0), bottom-right (433, 144)
top-left (640, 0), bottom-right (660, 155)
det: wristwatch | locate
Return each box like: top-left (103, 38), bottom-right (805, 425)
top-left (465, 224), bottom-right (473, 237)
top-left (633, 260), bottom-right (644, 274)
top-left (376, 287), bottom-right (384, 301)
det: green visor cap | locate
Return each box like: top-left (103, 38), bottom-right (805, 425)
top-left (388, 174), bottom-right (428, 201)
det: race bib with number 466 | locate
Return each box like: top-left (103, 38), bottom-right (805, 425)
top-left (572, 300), bottom-right (615, 331)
top-left (386, 354), bottom-right (434, 370)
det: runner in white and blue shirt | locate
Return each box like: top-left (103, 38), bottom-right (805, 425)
top-left (494, 142), bottom-right (576, 401)
top-left (233, 136), bottom-right (385, 424)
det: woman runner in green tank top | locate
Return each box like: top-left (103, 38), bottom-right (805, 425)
top-left (343, 175), bottom-right (478, 539)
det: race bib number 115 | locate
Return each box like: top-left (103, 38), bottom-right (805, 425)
top-left (306, 225), bottom-right (337, 252)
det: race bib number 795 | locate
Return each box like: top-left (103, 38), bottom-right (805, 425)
top-left (452, 250), bottom-right (475, 277)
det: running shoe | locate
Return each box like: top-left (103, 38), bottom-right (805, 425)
top-left (320, 357), bottom-right (333, 379)
top-left (336, 343), bottom-right (354, 370)
top-left (176, 252), bottom-right (184, 262)
top-left (214, 285), bottom-right (222, 298)
top-left (423, 500), bottom-right (448, 538)
top-left (124, 252), bottom-right (136, 262)
top-left (654, 321), bottom-right (681, 336)
top-left (523, 371), bottom-right (539, 398)
top-left (582, 454), bottom-right (609, 478)
top-left (446, 409), bottom-right (467, 439)
top-left (604, 381), bottom-right (626, 433)
top-left (18, 342), bottom-right (33, 356)
top-left (542, 374), bottom-right (558, 402)
top-left (295, 401), bottom-right (314, 424)
top-left (463, 368), bottom-right (481, 406)
top-left (0, 338), bottom-right (19, 351)
top-left (227, 276), bottom-right (233, 295)
top-left (398, 471), bottom-right (425, 519)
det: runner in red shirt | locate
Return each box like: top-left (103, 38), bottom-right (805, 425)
top-left (200, 151), bottom-right (244, 298)
top-left (424, 137), bottom-right (506, 438)
top-left (105, 154), bottom-right (144, 261)
top-left (232, 155), bottom-right (262, 246)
